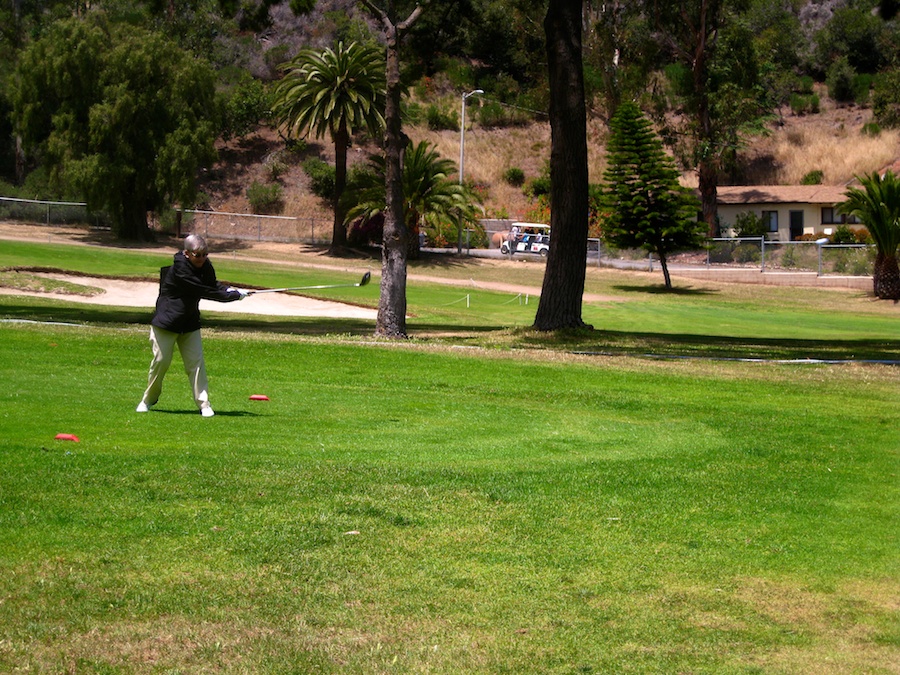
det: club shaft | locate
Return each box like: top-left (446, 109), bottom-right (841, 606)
top-left (248, 272), bottom-right (370, 295)
top-left (251, 283), bottom-right (356, 294)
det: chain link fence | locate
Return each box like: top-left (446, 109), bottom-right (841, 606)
top-left (0, 196), bottom-right (110, 228)
top-left (705, 237), bottom-right (874, 276)
top-left (0, 197), bottom-right (876, 277)
top-left (0, 197), bottom-right (332, 244)
top-left (182, 209), bottom-right (330, 244)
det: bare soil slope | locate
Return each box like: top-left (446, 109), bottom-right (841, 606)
top-left (202, 92), bottom-right (899, 229)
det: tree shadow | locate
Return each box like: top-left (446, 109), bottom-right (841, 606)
top-left (613, 284), bottom-right (720, 296)
top-left (525, 327), bottom-right (900, 363)
top-left (411, 251), bottom-right (482, 271)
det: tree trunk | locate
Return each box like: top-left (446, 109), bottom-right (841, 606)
top-left (376, 16), bottom-right (410, 337)
top-left (363, 1), bottom-right (422, 337)
top-left (873, 251), bottom-right (900, 300)
top-left (694, 30), bottom-right (718, 239)
top-left (329, 127), bottom-right (350, 254)
top-left (658, 250), bottom-right (672, 289)
top-left (698, 157), bottom-right (718, 237)
top-left (15, 135), bottom-right (25, 185)
top-left (533, 0), bottom-right (591, 332)
top-left (118, 198), bottom-right (153, 241)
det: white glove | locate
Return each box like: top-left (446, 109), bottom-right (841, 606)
top-left (228, 287), bottom-right (249, 299)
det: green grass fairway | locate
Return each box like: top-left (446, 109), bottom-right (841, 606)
top-left (0, 235), bottom-right (898, 672)
top-left (2, 238), bottom-right (898, 362)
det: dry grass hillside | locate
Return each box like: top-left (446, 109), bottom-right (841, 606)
top-left (201, 87), bottom-right (900, 239)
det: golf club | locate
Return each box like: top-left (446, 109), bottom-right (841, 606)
top-left (247, 271), bottom-right (371, 295)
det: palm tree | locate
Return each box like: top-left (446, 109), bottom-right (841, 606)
top-left (838, 170), bottom-right (900, 300)
top-left (343, 141), bottom-right (483, 259)
top-left (271, 41), bottom-right (386, 254)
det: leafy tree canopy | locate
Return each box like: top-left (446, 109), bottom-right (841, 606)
top-left (343, 140), bottom-right (482, 258)
top-left (838, 170), bottom-right (900, 299)
top-left (11, 15), bottom-right (220, 239)
top-left (601, 101), bottom-right (704, 289)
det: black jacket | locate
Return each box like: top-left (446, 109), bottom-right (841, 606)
top-left (151, 251), bottom-right (241, 333)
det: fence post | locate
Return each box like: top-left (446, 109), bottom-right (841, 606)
top-left (761, 237), bottom-right (766, 272)
top-left (257, 216), bottom-right (261, 241)
top-left (816, 238), bottom-right (828, 276)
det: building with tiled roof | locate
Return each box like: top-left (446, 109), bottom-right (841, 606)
top-left (716, 184), bottom-right (859, 241)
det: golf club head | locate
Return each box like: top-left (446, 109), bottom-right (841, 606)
top-left (359, 271), bottom-right (371, 287)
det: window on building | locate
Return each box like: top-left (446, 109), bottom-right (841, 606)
top-left (762, 210), bottom-right (779, 232)
top-left (822, 207), bottom-right (861, 225)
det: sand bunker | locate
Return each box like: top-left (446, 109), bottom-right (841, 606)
top-left (0, 273), bottom-right (378, 320)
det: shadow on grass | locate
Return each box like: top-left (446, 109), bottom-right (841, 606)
top-left (4, 298), bottom-right (898, 362)
top-left (518, 327), bottom-right (900, 363)
top-left (148, 409), bottom-right (263, 417)
top-left (612, 284), bottom-right (720, 296)
top-left (409, 250), bottom-right (480, 271)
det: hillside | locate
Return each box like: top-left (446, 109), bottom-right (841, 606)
top-left (200, 88), bottom-right (900, 237)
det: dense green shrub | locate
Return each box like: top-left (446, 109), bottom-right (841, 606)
top-left (525, 174), bottom-right (550, 199)
top-left (302, 158), bottom-right (335, 199)
top-left (221, 76), bottom-right (271, 141)
top-left (403, 101), bottom-right (425, 126)
top-left (503, 167), bottom-right (525, 187)
top-left (734, 242), bottom-right (761, 263)
top-left (873, 70), bottom-right (900, 128)
top-left (426, 104), bottom-right (458, 131)
top-left (733, 211), bottom-right (767, 237)
top-left (284, 138), bottom-right (307, 155)
top-left (790, 93), bottom-right (819, 115)
top-left (830, 224), bottom-right (856, 244)
top-left (426, 219), bottom-right (488, 249)
top-left (813, 7), bottom-right (885, 74)
top-left (707, 241), bottom-right (735, 263)
top-left (475, 100), bottom-right (530, 128)
top-left (246, 181), bottom-right (283, 214)
top-left (862, 122), bottom-right (881, 136)
top-left (827, 57), bottom-right (857, 103)
top-left (853, 73), bottom-right (874, 104)
top-left (797, 75), bottom-right (815, 95)
top-left (801, 170), bottom-right (824, 185)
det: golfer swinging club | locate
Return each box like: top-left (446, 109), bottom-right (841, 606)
top-left (136, 234), bottom-right (247, 417)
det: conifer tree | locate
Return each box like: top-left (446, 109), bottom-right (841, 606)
top-left (601, 101), bottom-right (704, 289)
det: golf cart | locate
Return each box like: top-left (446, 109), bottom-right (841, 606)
top-left (500, 222), bottom-right (550, 256)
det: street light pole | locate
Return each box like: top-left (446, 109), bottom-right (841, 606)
top-left (458, 88), bottom-right (483, 253)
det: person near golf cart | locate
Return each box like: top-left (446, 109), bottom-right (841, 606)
top-left (136, 234), bottom-right (247, 417)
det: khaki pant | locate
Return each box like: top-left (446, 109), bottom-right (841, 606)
top-left (140, 326), bottom-right (211, 412)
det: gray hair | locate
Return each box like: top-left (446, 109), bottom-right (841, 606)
top-left (184, 234), bottom-right (208, 254)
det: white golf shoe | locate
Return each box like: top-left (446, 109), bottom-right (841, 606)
top-left (201, 407), bottom-right (215, 417)
top-left (136, 402), bottom-right (150, 413)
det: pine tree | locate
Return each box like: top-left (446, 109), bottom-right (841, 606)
top-left (601, 101), bottom-right (704, 289)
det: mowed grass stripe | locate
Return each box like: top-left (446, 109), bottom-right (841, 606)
top-left (0, 241), bottom-right (898, 672)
